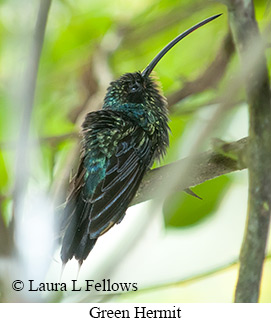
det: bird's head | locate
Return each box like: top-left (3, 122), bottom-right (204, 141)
top-left (103, 14), bottom-right (221, 110)
top-left (103, 71), bottom-right (165, 110)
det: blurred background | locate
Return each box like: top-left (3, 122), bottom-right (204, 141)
top-left (0, 0), bottom-right (270, 302)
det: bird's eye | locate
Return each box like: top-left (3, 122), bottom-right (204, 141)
top-left (129, 81), bottom-right (141, 93)
top-left (130, 86), bottom-right (137, 93)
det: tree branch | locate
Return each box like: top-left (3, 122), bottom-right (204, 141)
top-left (131, 137), bottom-right (248, 206)
top-left (226, 0), bottom-right (271, 303)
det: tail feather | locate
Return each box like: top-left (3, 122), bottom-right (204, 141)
top-left (74, 234), bottom-right (97, 265)
top-left (60, 194), bottom-right (97, 264)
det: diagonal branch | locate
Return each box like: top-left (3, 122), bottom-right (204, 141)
top-left (131, 137), bottom-right (248, 206)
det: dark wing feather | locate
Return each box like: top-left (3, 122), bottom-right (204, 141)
top-left (60, 111), bottom-right (153, 264)
top-left (60, 162), bottom-right (98, 264)
top-left (88, 128), bottom-right (152, 238)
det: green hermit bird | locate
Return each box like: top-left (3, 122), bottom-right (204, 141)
top-left (60, 14), bottom-right (221, 265)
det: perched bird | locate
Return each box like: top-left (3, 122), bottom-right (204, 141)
top-left (60, 14), bottom-right (221, 265)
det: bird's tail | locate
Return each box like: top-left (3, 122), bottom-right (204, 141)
top-left (60, 193), bottom-right (97, 265)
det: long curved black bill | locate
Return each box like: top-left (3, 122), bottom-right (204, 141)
top-left (142, 14), bottom-right (222, 78)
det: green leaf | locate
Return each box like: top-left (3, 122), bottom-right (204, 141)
top-left (163, 175), bottom-right (231, 228)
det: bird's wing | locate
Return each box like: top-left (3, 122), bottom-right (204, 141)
top-left (60, 110), bottom-right (153, 264)
top-left (86, 125), bottom-right (152, 239)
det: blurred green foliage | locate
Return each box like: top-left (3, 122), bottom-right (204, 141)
top-left (1, 0), bottom-right (269, 233)
top-left (0, 0), bottom-right (271, 302)
top-left (163, 175), bottom-right (231, 227)
top-left (1, 0), bottom-right (269, 236)
top-left (0, 0), bottom-right (229, 219)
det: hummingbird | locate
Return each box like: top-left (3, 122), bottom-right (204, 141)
top-left (60, 14), bottom-right (221, 265)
